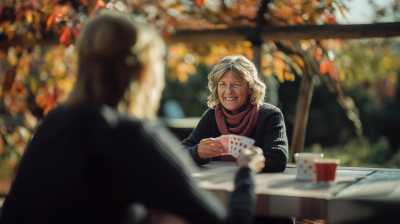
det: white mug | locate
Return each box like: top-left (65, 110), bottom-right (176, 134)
top-left (294, 153), bottom-right (324, 181)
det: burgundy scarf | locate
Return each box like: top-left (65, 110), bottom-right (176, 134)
top-left (215, 103), bottom-right (259, 161)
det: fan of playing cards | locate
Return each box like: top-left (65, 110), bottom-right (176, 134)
top-left (215, 135), bottom-right (255, 158)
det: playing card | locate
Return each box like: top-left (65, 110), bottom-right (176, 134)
top-left (229, 135), bottom-right (256, 158)
top-left (229, 135), bottom-right (238, 155)
top-left (229, 135), bottom-right (243, 158)
top-left (241, 136), bottom-right (255, 150)
top-left (215, 135), bottom-right (229, 154)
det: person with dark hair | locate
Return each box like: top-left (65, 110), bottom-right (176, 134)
top-left (0, 10), bottom-right (264, 224)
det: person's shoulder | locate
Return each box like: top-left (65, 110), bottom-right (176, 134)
top-left (201, 107), bottom-right (216, 119)
top-left (259, 102), bottom-right (282, 115)
top-left (45, 104), bottom-right (73, 118)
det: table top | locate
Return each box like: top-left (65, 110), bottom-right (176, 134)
top-left (195, 161), bottom-right (400, 223)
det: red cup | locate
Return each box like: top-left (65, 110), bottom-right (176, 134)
top-left (315, 159), bottom-right (340, 182)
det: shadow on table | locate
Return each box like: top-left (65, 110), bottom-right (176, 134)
top-left (295, 183), bottom-right (331, 190)
top-left (266, 180), bottom-right (331, 190)
top-left (195, 170), bottom-right (236, 184)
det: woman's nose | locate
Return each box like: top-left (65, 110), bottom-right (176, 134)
top-left (225, 85), bottom-right (234, 93)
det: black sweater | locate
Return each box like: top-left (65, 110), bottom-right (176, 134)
top-left (181, 103), bottom-right (289, 173)
top-left (0, 105), bottom-right (255, 224)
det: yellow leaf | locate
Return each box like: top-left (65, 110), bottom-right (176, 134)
top-left (211, 45), bottom-right (219, 54)
top-left (243, 41), bottom-right (252, 48)
top-left (218, 44), bottom-right (229, 56)
top-left (389, 70), bottom-right (398, 84)
top-left (186, 63), bottom-right (196, 74)
top-left (25, 10), bottom-right (33, 24)
top-left (234, 45), bottom-right (244, 54)
top-left (262, 59), bottom-right (269, 68)
top-left (276, 70), bottom-right (284, 83)
top-left (29, 76), bottom-right (37, 95)
top-left (168, 59), bottom-right (177, 67)
top-left (263, 68), bottom-right (272, 77)
top-left (176, 43), bottom-right (188, 58)
top-left (348, 70), bottom-right (354, 79)
top-left (177, 71), bottom-right (188, 83)
top-left (339, 70), bottom-right (345, 81)
top-left (382, 56), bottom-right (392, 69)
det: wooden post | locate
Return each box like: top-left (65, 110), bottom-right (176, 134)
top-left (290, 73), bottom-right (314, 163)
top-left (252, 44), bottom-right (261, 72)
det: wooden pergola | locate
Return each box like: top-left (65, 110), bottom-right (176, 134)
top-left (168, 21), bottom-right (400, 162)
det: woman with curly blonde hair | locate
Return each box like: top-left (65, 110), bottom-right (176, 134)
top-left (181, 54), bottom-right (289, 172)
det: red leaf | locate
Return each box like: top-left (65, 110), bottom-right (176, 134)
top-left (329, 16), bottom-right (336, 24)
top-left (315, 51), bottom-right (322, 62)
top-left (90, 1), bottom-right (106, 17)
top-left (328, 63), bottom-right (336, 79)
top-left (73, 27), bottom-right (80, 38)
top-left (195, 0), bottom-right (203, 6)
top-left (60, 26), bottom-right (72, 46)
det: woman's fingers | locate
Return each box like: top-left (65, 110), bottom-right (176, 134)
top-left (197, 138), bottom-right (223, 159)
top-left (199, 144), bottom-right (223, 154)
top-left (200, 138), bottom-right (222, 148)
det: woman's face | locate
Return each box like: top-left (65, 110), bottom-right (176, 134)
top-left (217, 70), bottom-right (252, 114)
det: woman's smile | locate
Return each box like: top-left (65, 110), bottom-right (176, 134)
top-left (225, 97), bottom-right (237, 101)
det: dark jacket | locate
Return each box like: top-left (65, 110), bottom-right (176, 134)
top-left (180, 103), bottom-right (289, 172)
top-left (0, 105), bottom-right (255, 224)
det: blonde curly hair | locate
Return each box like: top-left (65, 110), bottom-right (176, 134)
top-left (207, 55), bottom-right (266, 108)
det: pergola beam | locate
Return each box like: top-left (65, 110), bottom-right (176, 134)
top-left (167, 22), bottom-right (400, 44)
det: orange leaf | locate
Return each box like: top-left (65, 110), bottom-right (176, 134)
top-left (195, 0), bottom-right (203, 6)
top-left (273, 58), bottom-right (285, 83)
top-left (46, 14), bottom-right (54, 30)
top-left (292, 55), bottom-right (304, 67)
top-left (328, 65), bottom-right (336, 80)
top-left (319, 59), bottom-right (329, 74)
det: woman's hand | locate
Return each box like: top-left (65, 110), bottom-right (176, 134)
top-left (236, 146), bottom-right (265, 173)
top-left (197, 138), bottom-right (224, 159)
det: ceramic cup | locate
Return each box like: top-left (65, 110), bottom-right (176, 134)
top-left (294, 153), bottom-right (324, 181)
top-left (315, 159), bottom-right (340, 183)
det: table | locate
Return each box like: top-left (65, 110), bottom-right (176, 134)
top-left (195, 161), bottom-right (400, 223)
